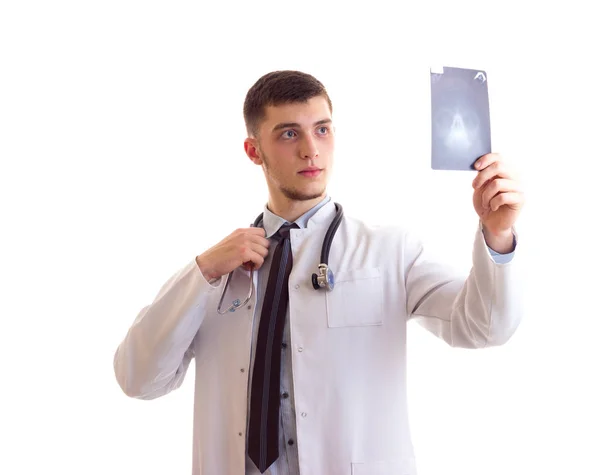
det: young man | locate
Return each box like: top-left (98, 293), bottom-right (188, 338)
top-left (113, 70), bottom-right (524, 475)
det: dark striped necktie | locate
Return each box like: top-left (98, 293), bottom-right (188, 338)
top-left (248, 222), bottom-right (299, 473)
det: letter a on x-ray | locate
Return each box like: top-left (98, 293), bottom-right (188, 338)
top-left (430, 66), bottom-right (492, 170)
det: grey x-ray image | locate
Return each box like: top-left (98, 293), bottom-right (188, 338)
top-left (430, 66), bottom-right (491, 170)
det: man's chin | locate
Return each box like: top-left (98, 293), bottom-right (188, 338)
top-left (281, 187), bottom-right (326, 202)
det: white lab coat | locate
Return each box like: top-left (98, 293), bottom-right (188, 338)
top-left (113, 200), bottom-right (523, 475)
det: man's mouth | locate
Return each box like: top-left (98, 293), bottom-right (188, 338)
top-left (299, 168), bottom-right (322, 177)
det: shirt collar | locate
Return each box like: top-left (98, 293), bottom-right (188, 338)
top-left (262, 195), bottom-right (332, 238)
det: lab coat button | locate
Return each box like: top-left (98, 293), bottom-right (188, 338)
top-left (298, 346), bottom-right (303, 352)
top-left (282, 392), bottom-right (289, 399)
top-left (294, 284), bottom-right (300, 289)
top-left (288, 439), bottom-right (294, 446)
top-left (301, 412), bottom-right (307, 417)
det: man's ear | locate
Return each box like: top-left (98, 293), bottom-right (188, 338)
top-left (244, 138), bottom-right (263, 165)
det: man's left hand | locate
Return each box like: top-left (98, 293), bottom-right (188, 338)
top-left (472, 153), bottom-right (524, 253)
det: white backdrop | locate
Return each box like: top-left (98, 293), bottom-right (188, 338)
top-left (1, 1), bottom-right (599, 474)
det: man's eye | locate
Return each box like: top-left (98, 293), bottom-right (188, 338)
top-left (318, 126), bottom-right (329, 134)
top-left (282, 130), bottom-right (296, 139)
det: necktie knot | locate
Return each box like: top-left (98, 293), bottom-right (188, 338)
top-left (274, 222), bottom-right (299, 241)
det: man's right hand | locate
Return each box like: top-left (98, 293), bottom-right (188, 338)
top-left (195, 228), bottom-right (270, 282)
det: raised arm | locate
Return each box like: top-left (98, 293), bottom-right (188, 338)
top-left (405, 153), bottom-right (525, 348)
top-left (404, 223), bottom-right (523, 348)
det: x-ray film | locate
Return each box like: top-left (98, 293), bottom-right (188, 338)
top-left (430, 66), bottom-right (491, 170)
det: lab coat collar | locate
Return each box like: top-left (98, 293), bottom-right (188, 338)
top-left (261, 195), bottom-right (334, 238)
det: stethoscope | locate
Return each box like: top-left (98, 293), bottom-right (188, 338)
top-left (217, 202), bottom-right (344, 314)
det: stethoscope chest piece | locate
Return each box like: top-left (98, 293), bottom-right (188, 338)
top-left (312, 263), bottom-right (335, 291)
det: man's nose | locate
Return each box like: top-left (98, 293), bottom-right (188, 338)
top-left (300, 135), bottom-right (319, 159)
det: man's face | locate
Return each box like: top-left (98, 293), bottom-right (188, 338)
top-left (245, 95), bottom-right (334, 203)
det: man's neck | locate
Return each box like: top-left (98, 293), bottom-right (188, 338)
top-left (267, 195), bottom-right (327, 222)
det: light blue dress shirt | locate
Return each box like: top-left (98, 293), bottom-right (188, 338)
top-left (244, 196), bottom-right (515, 474)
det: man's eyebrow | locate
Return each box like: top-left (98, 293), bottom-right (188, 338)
top-left (272, 118), bottom-right (332, 132)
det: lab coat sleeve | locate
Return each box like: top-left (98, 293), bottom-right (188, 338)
top-left (113, 258), bottom-right (222, 399)
top-left (404, 222), bottom-right (523, 348)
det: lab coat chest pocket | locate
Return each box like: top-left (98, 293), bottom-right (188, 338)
top-left (326, 267), bottom-right (383, 328)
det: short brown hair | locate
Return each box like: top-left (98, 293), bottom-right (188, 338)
top-left (243, 70), bottom-right (333, 138)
